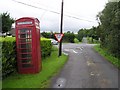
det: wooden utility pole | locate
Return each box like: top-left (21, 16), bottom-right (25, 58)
top-left (59, 0), bottom-right (64, 57)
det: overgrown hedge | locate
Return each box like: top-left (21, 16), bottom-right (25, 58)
top-left (98, 2), bottom-right (120, 58)
top-left (1, 37), bottom-right (52, 79)
top-left (41, 38), bottom-right (52, 58)
top-left (0, 37), bottom-right (16, 79)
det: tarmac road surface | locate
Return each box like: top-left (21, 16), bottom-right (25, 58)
top-left (50, 43), bottom-right (119, 88)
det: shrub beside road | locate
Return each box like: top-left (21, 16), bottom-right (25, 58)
top-left (0, 37), bottom-right (52, 78)
top-left (41, 38), bottom-right (52, 58)
top-left (0, 37), bottom-right (16, 79)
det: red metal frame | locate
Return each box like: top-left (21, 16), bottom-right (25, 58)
top-left (15, 17), bottom-right (42, 74)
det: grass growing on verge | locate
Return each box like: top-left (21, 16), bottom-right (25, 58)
top-left (94, 45), bottom-right (120, 69)
top-left (2, 46), bottom-right (68, 88)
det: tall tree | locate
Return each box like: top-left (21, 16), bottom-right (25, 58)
top-left (98, 2), bottom-right (120, 58)
top-left (63, 31), bottom-right (75, 43)
top-left (77, 29), bottom-right (84, 42)
top-left (0, 12), bottom-right (14, 33)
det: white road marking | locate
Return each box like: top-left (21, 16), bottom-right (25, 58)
top-left (64, 49), bottom-right (69, 52)
top-left (64, 49), bottom-right (79, 54)
top-left (76, 47), bottom-right (83, 51)
top-left (72, 50), bottom-right (78, 53)
top-left (90, 72), bottom-right (95, 76)
top-left (80, 48), bottom-right (83, 51)
top-left (62, 52), bottom-right (68, 55)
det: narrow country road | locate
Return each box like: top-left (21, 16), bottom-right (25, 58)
top-left (50, 43), bottom-right (119, 88)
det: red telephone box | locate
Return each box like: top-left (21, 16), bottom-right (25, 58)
top-left (15, 17), bottom-right (42, 74)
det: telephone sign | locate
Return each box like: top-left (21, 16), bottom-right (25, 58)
top-left (17, 21), bottom-right (33, 25)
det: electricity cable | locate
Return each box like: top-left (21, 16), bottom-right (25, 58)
top-left (11, 0), bottom-right (96, 23)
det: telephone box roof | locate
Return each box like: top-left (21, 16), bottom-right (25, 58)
top-left (16, 17), bottom-right (39, 23)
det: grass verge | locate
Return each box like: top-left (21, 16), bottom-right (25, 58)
top-left (94, 44), bottom-right (120, 69)
top-left (2, 46), bottom-right (68, 88)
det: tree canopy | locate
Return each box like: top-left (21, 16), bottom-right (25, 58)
top-left (0, 12), bottom-right (14, 33)
top-left (98, 2), bottom-right (120, 58)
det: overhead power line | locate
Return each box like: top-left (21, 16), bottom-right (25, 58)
top-left (12, 0), bottom-right (96, 23)
top-left (64, 14), bottom-right (95, 22)
top-left (12, 0), bottom-right (60, 14)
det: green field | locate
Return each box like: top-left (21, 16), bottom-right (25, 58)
top-left (2, 47), bottom-right (68, 88)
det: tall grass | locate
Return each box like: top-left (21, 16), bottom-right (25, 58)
top-left (94, 45), bottom-right (120, 69)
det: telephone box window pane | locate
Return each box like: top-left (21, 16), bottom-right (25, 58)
top-left (19, 34), bottom-right (26, 38)
top-left (21, 49), bottom-right (31, 53)
top-left (19, 39), bottom-right (32, 43)
top-left (19, 44), bottom-right (31, 49)
top-left (26, 44), bottom-right (31, 48)
top-left (22, 64), bottom-right (32, 68)
top-left (18, 34), bottom-right (31, 39)
top-left (18, 29), bottom-right (31, 33)
top-left (26, 34), bottom-right (31, 38)
top-left (21, 54), bottom-right (31, 58)
top-left (26, 39), bottom-right (32, 42)
top-left (19, 29), bottom-right (26, 33)
top-left (29, 34), bottom-right (31, 38)
top-left (22, 59), bottom-right (31, 63)
top-left (21, 29), bottom-right (26, 33)
top-left (21, 44), bottom-right (26, 48)
top-left (19, 39), bottom-right (26, 43)
top-left (21, 49), bottom-right (26, 53)
top-left (18, 29), bottom-right (32, 38)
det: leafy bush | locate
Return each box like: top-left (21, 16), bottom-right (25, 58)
top-left (1, 37), bottom-right (16, 79)
top-left (98, 2), bottom-right (120, 58)
top-left (74, 38), bottom-right (79, 43)
top-left (63, 31), bottom-right (75, 43)
top-left (87, 37), bottom-right (99, 44)
top-left (1, 37), bottom-right (52, 79)
top-left (41, 38), bottom-right (52, 58)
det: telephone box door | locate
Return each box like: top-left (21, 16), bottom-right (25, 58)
top-left (17, 28), bottom-right (33, 69)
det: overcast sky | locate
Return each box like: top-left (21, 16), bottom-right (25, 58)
top-left (0, 0), bottom-right (108, 33)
